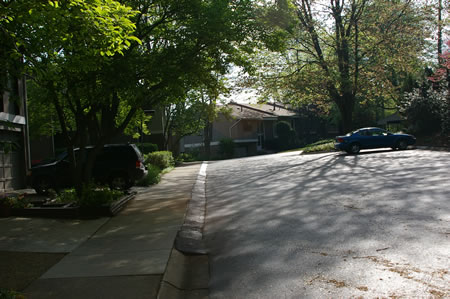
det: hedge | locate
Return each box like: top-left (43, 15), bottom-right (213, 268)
top-left (145, 151), bottom-right (174, 169)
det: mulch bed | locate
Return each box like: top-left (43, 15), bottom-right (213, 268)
top-left (1, 192), bottom-right (136, 219)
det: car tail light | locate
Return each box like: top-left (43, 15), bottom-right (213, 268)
top-left (337, 138), bottom-right (344, 143)
top-left (136, 160), bottom-right (142, 168)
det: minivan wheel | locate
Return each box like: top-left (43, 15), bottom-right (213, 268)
top-left (397, 140), bottom-right (408, 150)
top-left (349, 143), bottom-right (360, 154)
top-left (109, 174), bottom-right (130, 190)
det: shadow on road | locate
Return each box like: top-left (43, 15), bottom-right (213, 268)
top-left (204, 150), bottom-right (450, 297)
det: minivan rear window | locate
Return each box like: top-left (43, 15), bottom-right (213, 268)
top-left (131, 144), bottom-right (144, 160)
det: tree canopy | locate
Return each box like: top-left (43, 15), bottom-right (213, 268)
top-left (246, 0), bottom-right (435, 132)
top-left (2, 0), bottom-right (260, 192)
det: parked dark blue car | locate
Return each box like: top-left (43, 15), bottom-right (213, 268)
top-left (335, 127), bottom-right (416, 154)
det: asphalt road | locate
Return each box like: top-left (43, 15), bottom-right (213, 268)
top-left (204, 149), bottom-right (450, 298)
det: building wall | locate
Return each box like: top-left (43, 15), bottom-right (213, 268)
top-left (0, 77), bottom-right (29, 192)
top-left (0, 130), bottom-right (25, 191)
top-left (264, 120), bottom-right (276, 140)
top-left (230, 119), bottom-right (259, 140)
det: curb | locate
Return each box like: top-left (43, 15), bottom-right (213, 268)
top-left (158, 248), bottom-right (209, 299)
top-left (157, 162), bottom-right (209, 299)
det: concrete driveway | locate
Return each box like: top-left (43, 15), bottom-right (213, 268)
top-left (204, 149), bottom-right (450, 298)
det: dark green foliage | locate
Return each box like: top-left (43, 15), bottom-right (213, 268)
top-left (77, 186), bottom-right (123, 208)
top-left (402, 85), bottom-right (446, 135)
top-left (53, 186), bottom-right (122, 208)
top-left (176, 152), bottom-right (196, 163)
top-left (136, 164), bottom-right (161, 186)
top-left (0, 288), bottom-right (22, 299)
top-left (55, 189), bottom-right (78, 204)
top-left (353, 103), bottom-right (377, 129)
top-left (4, 0), bottom-right (260, 196)
top-left (275, 121), bottom-right (297, 150)
top-left (136, 143), bottom-right (158, 155)
top-left (301, 139), bottom-right (335, 153)
top-left (219, 138), bottom-right (235, 158)
top-left (276, 121), bottom-right (292, 140)
top-left (0, 141), bottom-right (20, 154)
top-left (145, 151), bottom-right (175, 170)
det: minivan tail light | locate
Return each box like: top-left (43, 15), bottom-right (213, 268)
top-left (136, 161), bottom-right (142, 168)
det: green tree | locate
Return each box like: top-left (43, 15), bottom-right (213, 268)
top-left (249, 0), bottom-right (432, 133)
top-left (2, 0), bottom-right (140, 193)
top-left (4, 0), bottom-right (260, 193)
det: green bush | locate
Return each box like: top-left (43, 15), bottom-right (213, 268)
top-left (176, 152), bottom-right (196, 163)
top-left (136, 143), bottom-right (158, 155)
top-left (302, 139), bottom-right (335, 153)
top-left (136, 164), bottom-right (161, 186)
top-left (77, 185), bottom-right (123, 208)
top-left (275, 121), bottom-right (298, 150)
top-left (0, 289), bottom-right (24, 299)
top-left (145, 151), bottom-right (174, 169)
top-left (219, 138), bottom-right (235, 158)
top-left (0, 194), bottom-right (31, 208)
top-left (55, 188), bottom-right (77, 203)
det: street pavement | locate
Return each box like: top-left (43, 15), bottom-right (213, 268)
top-left (0, 163), bottom-right (201, 299)
top-left (205, 149), bottom-right (450, 298)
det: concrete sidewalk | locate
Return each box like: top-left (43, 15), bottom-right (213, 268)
top-left (0, 163), bottom-right (202, 299)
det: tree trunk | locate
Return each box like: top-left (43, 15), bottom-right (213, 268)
top-left (336, 95), bottom-right (355, 133)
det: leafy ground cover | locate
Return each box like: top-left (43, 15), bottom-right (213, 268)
top-left (285, 139), bottom-right (336, 154)
top-left (136, 151), bottom-right (176, 187)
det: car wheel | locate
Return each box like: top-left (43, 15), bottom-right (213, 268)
top-left (109, 173), bottom-right (130, 190)
top-left (34, 176), bottom-right (51, 195)
top-left (349, 143), bottom-right (360, 154)
top-left (397, 140), bottom-right (408, 150)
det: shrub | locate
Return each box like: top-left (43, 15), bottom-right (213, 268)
top-left (77, 185), bottom-right (123, 208)
top-left (276, 121), bottom-right (292, 141)
top-left (145, 151), bottom-right (174, 169)
top-left (302, 139), bottom-right (335, 153)
top-left (0, 194), bottom-right (31, 208)
top-left (401, 85), bottom-right (448, 135)
top-left (136, 164), bottom-right (161, 186)
top-left (176, 152), bottom-right (196, 163)
top-left (0, 289), bottom-right (24, 299)
top-left (0, 195), bottom-right (15, 207)
top-left (276, 121), bottom-right (298, 150)
top-left (136, 143), bottom-right (158, 155)
top-left (219, 138), bottom-right (235, 158)
top-left (54, 188), bottom-right (77, 204)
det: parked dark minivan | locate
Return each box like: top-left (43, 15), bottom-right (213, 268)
top-left (30, 144), bottom-right (147, 194)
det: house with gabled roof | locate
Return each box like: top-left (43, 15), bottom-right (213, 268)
top-left (180, 102), bottom-right (300, 157)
